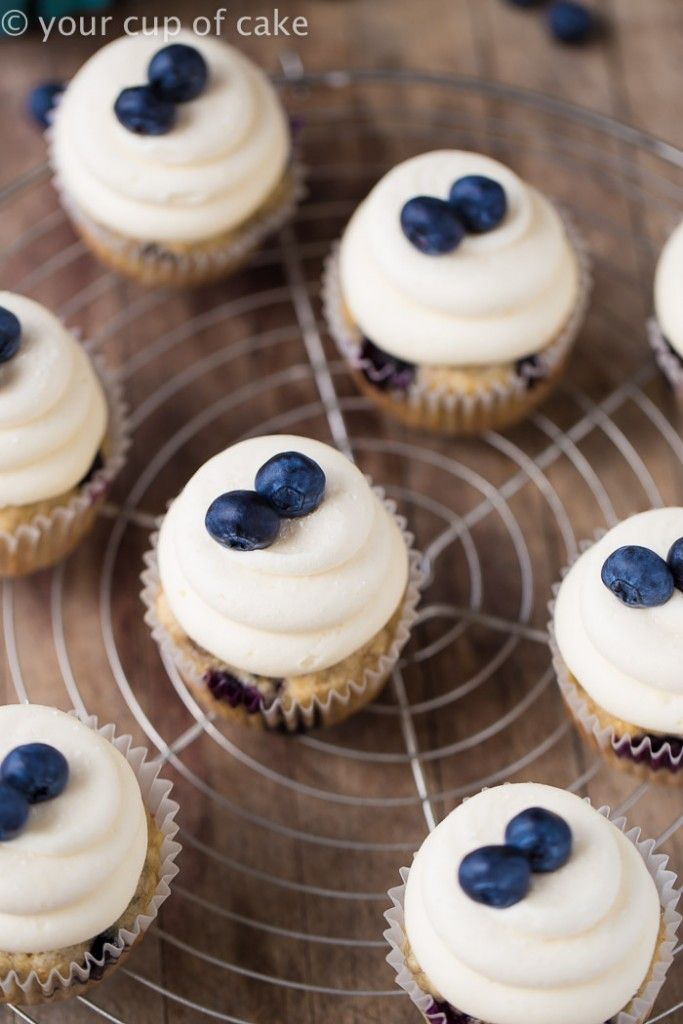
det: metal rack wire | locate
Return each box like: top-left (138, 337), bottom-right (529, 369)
top-left (1, 69), bottom-right (683, 1022)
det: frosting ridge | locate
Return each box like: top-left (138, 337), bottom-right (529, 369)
top-left (655, 220), bottom-right (683, 356)
top-left (157, 435), bottom-right (409, 676)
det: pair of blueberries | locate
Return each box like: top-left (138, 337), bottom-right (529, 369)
top-left (458, 806), bottom-right (572, 908)
top-left (0, 743), bottom-right (69, 841)
top-left (400, 175), bottom-right (507, 255)
top-left (602, 538), bottom-right (683, 609)
top-left (205, 451), bottom-right (326, 552)
top-left (115, 44), bottom-right (209, 136)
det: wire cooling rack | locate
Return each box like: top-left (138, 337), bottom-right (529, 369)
top-left (2, 68), bottom-right (683, 1024)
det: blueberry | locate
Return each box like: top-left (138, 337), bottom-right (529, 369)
top-left (205, 490), bottom-right (281, 551)
top-left (360, 337), bottom-right (415, 393)
top-left (26, 82), bottom-right (65, 129)
top-left (458, 845), bottom-right (531, 908)
top-left (0, 307), bottom-right (21, 364)
top-left (148, 44), bottom-right (208, 103)
top-left (448, 176), bottom-right (507, 233)
top-left (400, 196), bottom-right (466, 255)
top-left (547, 2), bottom-right (593, 43)
top-left (667, 538), bottom-right (683, 592)
top-left (1, 743), bottom-right (69, 804)
top-left (255, 451), bottom-right (326, 518)
top-left (601, 545), bottom-right (674, 608)
top-left (114, 86), bottom-right (176, 136)
top-left (505, 807), bottom-right (572, 872)
top-left (0, 782), bottom-right (29, 841)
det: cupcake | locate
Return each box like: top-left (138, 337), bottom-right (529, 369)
top-left (49, 31), bottom-right (301, 287)
top-left (142, 435), bottom-right (421, 731)
top-left (0, 293), bottom-right (128, 577)
top-left (650, 219), bottom-right (683, 394)
top-left (385, 782), bottom-right (680, 1024)
top-left (323, 150), bottom-right (590, 435)
top-left (551, 508), bottom-right (683, 782)
top-left (0, 704), bottom-right (180, 1005)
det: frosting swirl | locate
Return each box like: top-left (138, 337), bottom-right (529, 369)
top-left (554, 508), bottom-right (683, 734)
top-left (0, 293), bottom-right (107, 509)
top-left (405, 783), bottom-right (660, 1024)
top-left (157, 435), bottom-right (409, 677)
top-left (339, 150), bottom-right (580, 366)
top-left (51, 31), bottom-right (290, 244)
top-left (0, 705), bottom-right (147, 953)
top-left (655, 219), bottom-right (683, 356)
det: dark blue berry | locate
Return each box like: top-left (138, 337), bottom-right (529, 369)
top-left (515, 354), bottom-right (546, 390)
top-left (255, 451), bottom-right (326, 518)
top-left (0, 781), bottom-right (29, 841)
top-left (548, 2), bottom-right (593, 43)
top-left (0, 307), bottom-right (21, 365)
top-left (205, 490), bottom-right (281, 551)
top-left (400, 196), bottom-right (465, 255)
top-left (26, 81), bottom-right (65, 129)
top-left (458, 845), bottom-right (531, 908)
top-left (667, 538), bottom-right (683, 592)
top-left (601, 545), bottom-right (674, 608)
top-left (505, 806), bottom-right (572, 872)
top-left (448, 176), bottom-right (507, 233)
top-left (114, 86), bottom-right (176, 136)
top-left (148, 44), bottom-right (208, 103)
top-left (1, 743), bottom-right (69, 804)
top-left (360, 337), bottom-right (415, 393)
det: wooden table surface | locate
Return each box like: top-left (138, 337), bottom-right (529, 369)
top-left (1, 3), bottom-right (683, 1024)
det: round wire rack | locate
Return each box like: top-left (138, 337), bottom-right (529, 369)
top-left (2, 68), bottom-right (683, 1024)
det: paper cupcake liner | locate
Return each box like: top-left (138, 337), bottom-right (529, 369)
top-left (1, 711), bottom-right (181, 1006)
top-left (50, 157), bottom-right (306, 287)
top-left (385, 807), bottom-right (681, 1024)
top-left (0, 353), bottom-right (130, 578)
top-left (647, 317), bottom-right (683, 397)
top-left (140, 487), bottom-right (423, 732)
top-left (548, 532), bottom-right (683, 780)
top-left (322, 212), bottom-right (592, 434)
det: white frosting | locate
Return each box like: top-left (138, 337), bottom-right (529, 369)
top-left (554, 508), bottom-right (683, 735)
top-left (0, 705), bottom-right (147, 953)
top-left (339, 151), bottom-right (580, 367)
top-left (51, 31), bottom-right (290, 244)
top-left (655, 220), bottom-right (683, 356)
top-left (405, 783), bottom-right (660, 1024)
top-left (157, 435), bottom-right (409, 677)
top-left (0, 293), bottom-right (107, 509)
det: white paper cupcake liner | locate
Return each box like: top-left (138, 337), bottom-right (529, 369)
top-left (140, 487), bottom-right (423, 732)
top-left (1, 712), bottom-right (181, 1006)
top-left (648, 316), bottom-right (683, 397)
top-left (385, 806), bottom-right (681, 1024)
top-left (548, 532), bottom-right (683, 778)
top-left (0, 352), bottom-right (130, 578)
top-left (322, 211), bottom-right (592, 433)
top-left (50, 156), bottom-right (306, 286)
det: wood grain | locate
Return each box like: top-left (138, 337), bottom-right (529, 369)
top-left (0, 3), bottom-right (682, 1023)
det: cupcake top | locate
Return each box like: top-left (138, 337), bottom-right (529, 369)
top-left (654, 219), bottom-right (683, 356)
top-left (0, 292), bottom-right (107, 510)
top-left (0, 704), bottom-right (147, 953)
top-left (338, 150), bottom-right (580, 367)
top-left (51, 31), bottom-right (290, 244)
top-left (157, 434), bottom-right (409, 677)
top-left (554, 508), bottom-right (683, 734)
top-left (404, 782), bottom-right (660, 1024)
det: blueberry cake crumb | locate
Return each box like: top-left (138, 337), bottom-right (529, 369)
top-left (89, 927), bottom-right (119, 980)
top-left (359, 338), bottom-right (415, 393)
top-left (515, 354), bottom-right (547, 390)
top-left (614, 732), bottom-right (683, 774)
top-left (425, 998), bottom-right (475, 1024)
top-left (79, 451), bottom-right (104, 488)
top-left (205, 670), bottom-right (284, 714)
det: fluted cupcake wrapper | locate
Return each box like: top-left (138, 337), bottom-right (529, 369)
top-left (0, 712), bottom-right (181, 1006)
top-left (385, 808), bottom-right (681, 1024)
top-left (50, 154), bottom-right (306, 287)
top-left (322, 211), bottom-right (592, 435)
top-left (140, 487), bottom-right (423, 732)
top-left (0, 351), bottom-right (130, 577)
top-left (548, 532), bottom-right (683, 780)
top-left (647, 316), bottom-right (683, 397)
